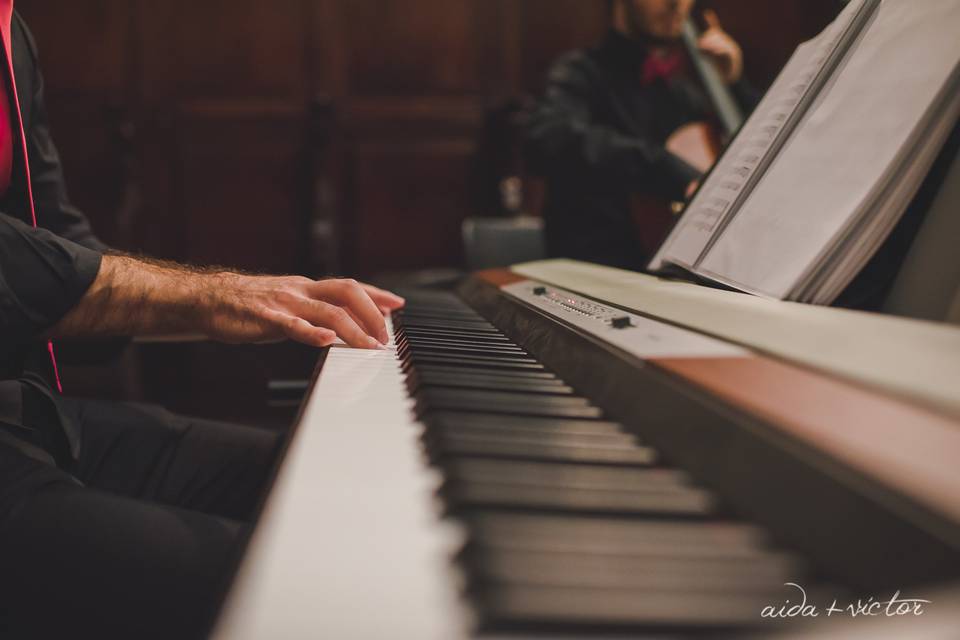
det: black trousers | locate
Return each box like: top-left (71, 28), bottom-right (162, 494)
top-left (0, 398), bottom-right (282, 640)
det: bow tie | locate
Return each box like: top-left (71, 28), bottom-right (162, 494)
top-left (641, 51), bottom-right (683, 86)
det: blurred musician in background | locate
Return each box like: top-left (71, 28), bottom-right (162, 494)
top-left (0, 5), bottom-right (403, 638)
top-left (527, 0), bottom-right (759, 270)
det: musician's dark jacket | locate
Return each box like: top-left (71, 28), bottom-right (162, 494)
top-left (527, 30), bottom-right (759, 270)
top-left (0, 12), bottom-right (105, 463)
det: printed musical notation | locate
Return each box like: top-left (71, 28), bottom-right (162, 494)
top-left (649, 1), bottom-right (863, 270)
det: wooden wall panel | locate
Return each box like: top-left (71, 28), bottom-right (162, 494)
top-left (517, 0), bottom-right (608, 93)
top-left (138, 0), bottom-right (310, 101)
top-left (175, 107), bottom-right (308, 272)
top-left (42, 102), bottom-right (131, 246)
top-left (338, 0), bottom-right (487, 96)
top-left (702, 0), bottom-right (843, 88)
top-left (18, 0), bottom-right (132, 97)
top-left (347, 139), bottom-right (475, 274)
top-left (322, 95), bottom-right (482, 275)
top-left (122, 106), bottom-right (178, 260)
top-left (18, 0), bottom-right (136, 248)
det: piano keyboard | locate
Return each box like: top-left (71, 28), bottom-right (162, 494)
top-left (217, 290), bottom-right (813, 638)
top-left (392, 290), bottom-right (806, 633)
top-left (217, 272), bottom-right (960, 638)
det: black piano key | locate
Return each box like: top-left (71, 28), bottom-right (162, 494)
top-left (394, 289), bottom-right (462, 299)
top-left (397, 319), bottom-right (500, 332)
top-left (425, 420), bottom-right (635, 446)
top-left (397, 327), bottom-right (503, 338)
top-left (471, 582), bottom-right (786, 631)
top-left (395, 298), bottom-right (476, 308)
top-left (415, 388), bottom-right (603, 419)
top-left (444, 481), bottom-right (714, 516)
top-left (397, 334), bottom-right (523, 351)
top-left (410, 368), bottom-right (569, 386)
top-left (444, 460), bottom-right (710, 515)
top-left (426, 413), bottom-right (627, 437)
top-left (395, 310), bottom-right (486, 321)
top-left (395, 305), bottom-right (485, 316)
top-left (399, 341), bottom-right (526, 357)
top-left (402, 354), bottom-right (548, 373)
top-left (418, 388), bottom-right (594, 407)
top-left (398, 321), bottom-right (499, 333)
top-left (399, 328), bottom-right (513, 342)
top-left (445, 459), bottom-right (689, 491)
top-left (397, 317), bottom-right (491, 329)
top-left (426, 429), bottom-right (656, 466)
top-left (468, 514), bottom-right (776, 559)
top-left (408, 373), bottom-right (575, 395)
top-left (464, 546), bottom-right (804, 592)
top-left (398, 343), bottom-right (534, 360)
top-left (412, 365), bottom-right (560, 381)
top-left (397, 345), bottom-right (537, 363)
top-left (443, 458), bottom-right (715, 517)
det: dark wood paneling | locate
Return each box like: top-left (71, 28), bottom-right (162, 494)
top-left (18, 0), bottom-right (137, 248)
top-left (133, 110), bottom-right (180, 259)
top-left (138, 0), bottom-right (310, 101)
top-left (42, 101), bottom-right (132, 246)
top-left (338, 0), bottom-right (491, 96)
top-left (517, 0), bottom-right (608, 93)
top-left (346, 138), bottom-right (475, 275)
top-left (702, 0), bottom-right (844, 88)
top-left (175, 105), bottom-right (308, 272)
top-left (331, 95), bottom-right (484, 276)
top-left (18, 0), bottom-right (132, 97)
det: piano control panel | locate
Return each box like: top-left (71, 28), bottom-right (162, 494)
top-left (503, 280), bottom-right (748, 360)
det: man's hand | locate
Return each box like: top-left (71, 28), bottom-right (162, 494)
top-left (205, 274), bottom-right (404, 348)
top-left (697, 10), bottom-right (743, 85)
top-left (50, 254), bottom-right (405, 349)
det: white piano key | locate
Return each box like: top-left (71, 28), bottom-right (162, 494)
top-left (214, 319), bottom-right (471, 640)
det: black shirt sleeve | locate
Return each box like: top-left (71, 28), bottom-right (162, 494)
top-left (0, 213), bottom-right (102, 354)
top-left (526, 53), bottom-right (701, 202)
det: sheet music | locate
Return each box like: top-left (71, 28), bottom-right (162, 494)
top-left (649, 0), bottom-right (865, 272)
top-left (698, 0), bottom-right (960, 299)
top-left (809, 82), bottom-right (960, 305)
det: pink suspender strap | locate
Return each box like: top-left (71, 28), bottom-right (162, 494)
top-left (1, 2), bottom-right (63, 392)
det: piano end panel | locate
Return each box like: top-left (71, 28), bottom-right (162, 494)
top-left (457, 273), bottom-right (960, 593)
top-left (474, 268), bottom-right (528, 287)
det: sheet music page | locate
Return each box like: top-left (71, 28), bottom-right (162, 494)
top-left (648, 0), bottom-right (864, 272)
top-left (809, 85), bottom-right (960, 305)
top-left (698, 0), bottom-right (960, 299)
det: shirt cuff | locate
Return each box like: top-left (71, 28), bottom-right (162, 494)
top-left (0, 215), bottom-right (103, 339)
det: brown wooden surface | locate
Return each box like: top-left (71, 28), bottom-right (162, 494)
top-left (475, 268), bottom-right (527, 287)
top-left (656, 356), bottom-right (960, 527)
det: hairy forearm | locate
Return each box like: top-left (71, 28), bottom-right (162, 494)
top-left (49, 253), bottom-right (223, 339)
top-left (47, 252), bottom-right (405, 348)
